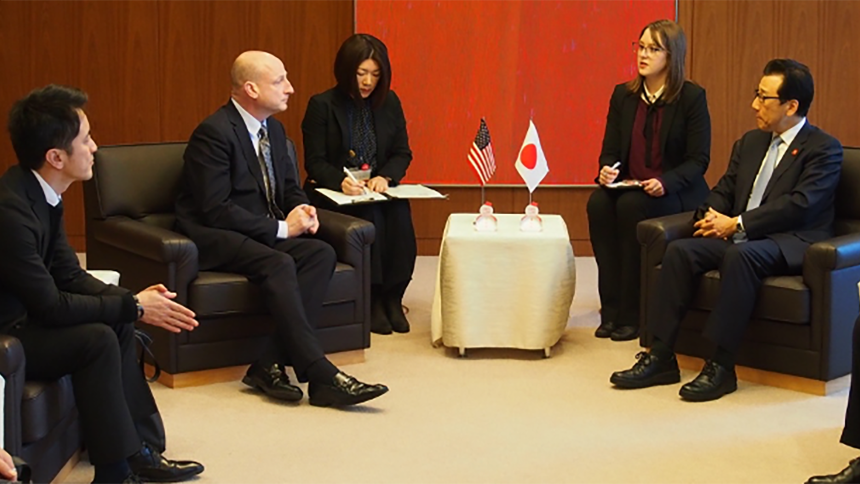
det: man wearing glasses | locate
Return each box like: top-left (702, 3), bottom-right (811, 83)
top-left (610, 58), bottom-right (843, 402)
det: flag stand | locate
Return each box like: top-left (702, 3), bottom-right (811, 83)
top-left (481, 185), bottom-right (486, 205)
top-left (528, 190), bottom-right (533, 205)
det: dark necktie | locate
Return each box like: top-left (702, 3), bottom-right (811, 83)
top-left (257, 126), bottom-right (285, 219)
top-left (643, 97), bottom-right (662, 168)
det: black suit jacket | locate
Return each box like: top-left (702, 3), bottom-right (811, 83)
top-left (598, 81), bottom-right (711, 210)
top-left (175, 101), bottom-right (310, 270)
top-left (0, 166), bottom-right (135, 329)
top-left (301, 88), bottom-right (412, 189)
top-left (697, 122), bottom-right (843, 268)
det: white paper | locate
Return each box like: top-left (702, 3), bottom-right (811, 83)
top-left (315, 188), bottom-right (387, 205)
top-left (605, 180), bottom-right (642, 189)
top-left (385, 184), bottom-right (447, 199)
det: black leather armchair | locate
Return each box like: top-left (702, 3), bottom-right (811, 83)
top-left (83, 142), bottom-right (375, 380)
top-left (637, 146), bottom-right (860, 382)
top-left (1, 335), bottom-right (80, 483)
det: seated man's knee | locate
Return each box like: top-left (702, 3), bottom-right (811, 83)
top-left (80, 324), bottom-right (121, 363)
top-left (722, 244), bottom-right (750, 266)
top-left (313, 240), bottom-right (337, 268)
top-left (269, 251), bottom-right (298, 276)
top-left (665, 239), bottom-right (695, 265)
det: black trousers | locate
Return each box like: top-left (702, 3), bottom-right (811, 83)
top-left (8, 321), bottom-right (160, 465)
top-left (587, 187), bottom-right (683, 328)
top-left (219, 236), bottom-right (336, 382)
top-left (648, 237), bottom-right (790, 353)
top-left (319, 197), bottom-right (416, 294)
top-left (841, 315), bottom-right (860, 449)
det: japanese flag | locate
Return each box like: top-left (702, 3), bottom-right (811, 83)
top-left (515, 120), bottom-right (549, 193)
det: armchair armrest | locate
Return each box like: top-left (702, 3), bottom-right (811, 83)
top-left (315, 209), bottom-right (375, 268)
top-left (637, 211), bottom-right (696, 267)
top-left (0, 334), bottom-right (25, 455)
top-left (804, 233), bottom-right (860, 274)
top-left (95, 217), bottom-right (199, 267)
top-left (802, 233), bottom-right (860, 380)
top-left (91, 217), bottom-right (199, 303)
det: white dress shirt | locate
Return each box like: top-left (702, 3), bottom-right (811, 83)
top-left (32, 170), bottom-right (61, 207)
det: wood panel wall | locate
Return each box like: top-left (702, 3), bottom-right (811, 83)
top-left (0, 0), bottom-right (353, 250)
top-left (684, 0), bottom-right (860, 187)
top-left (414, 0), bottom-right (860, 256)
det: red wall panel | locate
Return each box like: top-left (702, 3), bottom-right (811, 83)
top-left (357, 0), bottom-right (675, 185)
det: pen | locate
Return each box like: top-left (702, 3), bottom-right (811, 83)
top-left (343, 167), bottom-right (368, 194)
top-left (610, 161), bottom-right (621, 171)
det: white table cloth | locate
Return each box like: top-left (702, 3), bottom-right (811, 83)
top-left (431, 213), bottom-right (576, 355)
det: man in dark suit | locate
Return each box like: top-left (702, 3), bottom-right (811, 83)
top-left (174, 51), bottom-right (388, 407)
top-left (806, 315), bottom-right (860, 483)
top-left (610, 59), bottom-right (843, 402)
top-left (0, 85), bottom-right (204, 483)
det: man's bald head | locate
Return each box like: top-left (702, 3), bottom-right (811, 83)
top-left (230, 51), bottom-right (294, 120)
top-left (231, 51), bottom-right (280, 88)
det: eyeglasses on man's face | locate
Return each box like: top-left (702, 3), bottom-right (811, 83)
top-left (632, 42), bottom-right (665, 57)
top-left (753, 89), bottom-right (782, 103)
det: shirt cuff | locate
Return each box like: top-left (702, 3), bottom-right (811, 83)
top-left (737, 215), bottom-right (745, 232)
top-left (277, 220), bottom-right (288, 240)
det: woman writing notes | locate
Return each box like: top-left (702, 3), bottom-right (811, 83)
top-left (587, 19), bottom-right (711, 341)
top-left (302, 33), bottom-right (416, 335)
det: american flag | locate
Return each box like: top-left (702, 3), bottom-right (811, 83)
top-left (468, 118), bottom-right (496, 185)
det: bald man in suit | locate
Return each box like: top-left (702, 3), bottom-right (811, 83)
top-left (175, 51), bottom-right (388, 407)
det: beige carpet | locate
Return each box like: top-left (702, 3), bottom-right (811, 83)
top-left (65, 256), bottom-right (855, 484)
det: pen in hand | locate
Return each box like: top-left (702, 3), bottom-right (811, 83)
top-left (600, 161), bottom-right (621, 186)
top-left (342, 167), bottom-right (368, 195)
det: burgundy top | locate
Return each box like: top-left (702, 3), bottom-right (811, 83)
top-left (628, 98), bottom-right (664, 182)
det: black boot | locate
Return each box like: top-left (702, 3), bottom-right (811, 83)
top-left (370, 286), bottom-right (392, 335)
top-left (384, 282), bottom-right (410, 333)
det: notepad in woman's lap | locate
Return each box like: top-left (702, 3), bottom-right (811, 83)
top-left (315, 184), bottom-right (446, 205)
top-left (315, 188), bottom-right (388, 205)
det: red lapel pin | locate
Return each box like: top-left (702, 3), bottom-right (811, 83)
top-left (792, 148), bottom-right (799, 156)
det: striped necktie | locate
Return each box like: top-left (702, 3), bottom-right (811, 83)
top-left (258, 126), bottom-right (285, 219)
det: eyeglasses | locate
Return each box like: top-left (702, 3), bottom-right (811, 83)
top-left (753, 90), bottom-right (782, 103)
top-left (632, 42), bottom-right (665, 57)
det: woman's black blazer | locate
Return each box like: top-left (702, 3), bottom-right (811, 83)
top-left (597, 80), bottom-right (711, 210)
top-left (302, 87), bottom-right (413, 190)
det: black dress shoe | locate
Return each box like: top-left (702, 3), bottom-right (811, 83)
top-left (679, 360), bottom-right (737, 402)
top-left (128, 443), bottom-right (204, 483)
top-left (371, 296), bottom-right (392, 335)
top-left (610, 325), bottom-right (639, 341)
top-left (806, 458), bottom-right (860, 483)
top-left (610, 351), bottom-right (681, 388)
top-left (385, 297), bottom-right (410, 333)
top-left (242, 362), bottom-right (303, 402)
top-left (309, 372), bottom-right (389, 407)
top-left (594, 321), bottom-right (616, 338)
